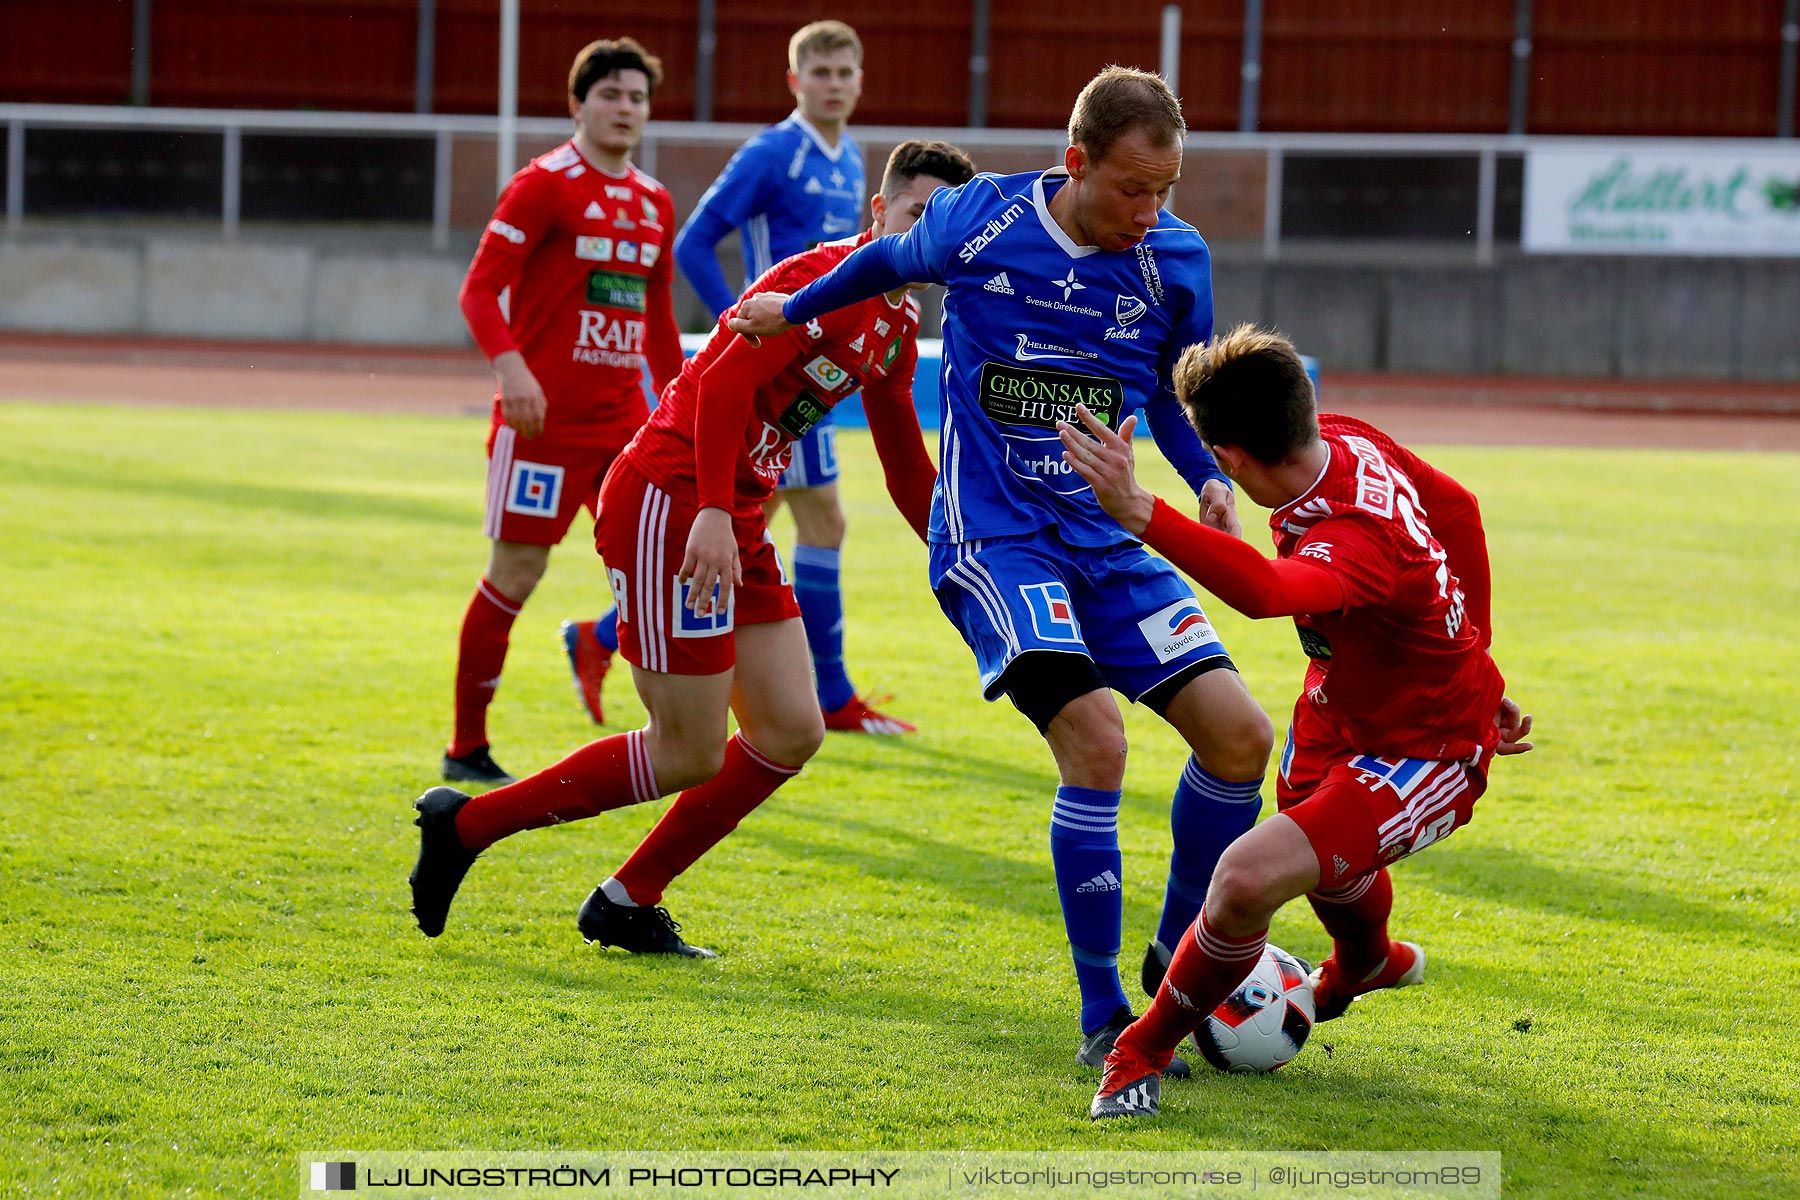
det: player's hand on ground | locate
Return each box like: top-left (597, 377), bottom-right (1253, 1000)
top-left (1199, 478), bottom-right (1243, 539)
top-left (725, 293), bottom-right (795, 345)
top-left (679, 507), bottom-right (743, 617)
top-left (1494, 696), bottom-right (1534, 755)
top-left (493, 352), bottom-right (548, 438)
top-left (1057, 406), bottom-right (1154, 535)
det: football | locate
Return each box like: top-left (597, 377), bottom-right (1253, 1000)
top-left (1191, 944), bottom-right (1317, 1074)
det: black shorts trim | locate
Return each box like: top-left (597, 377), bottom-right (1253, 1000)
top-left (1136, 654), bottom-right (1237, 717)
top-left (995, 650), bottom-right (1108, 734)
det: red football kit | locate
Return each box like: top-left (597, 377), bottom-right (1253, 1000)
top-left (599, 232), bottom-right (937, 677)
top-left (1139, 414), bottom-right (1506, 884)
top-left (459, 141), bottom-right (682, 545)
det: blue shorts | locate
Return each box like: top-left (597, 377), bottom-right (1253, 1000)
top-left (776, 412), bottom-right (839, 490)
top-left (929, 527), bottom-right (1233, 704)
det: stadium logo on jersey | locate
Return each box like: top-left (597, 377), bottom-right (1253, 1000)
top-left (1135, 243), bottom-right (1165, 305)
top-left (672, 578), bottom-right (735, 638)
top-left (585, 270), bottom-right (647, 312)
top-left (775, 390), bottom-right (829, 441)
top-left (1137, 599), bottom-right (1223, 664)
top-left (1013, 334), bottom-right (1097, 364)
top-left (575, 236), bottom-right (614, 261)
top-left (957, 202), bottom-right (1026, 263)
top-left (1115, 294), bottom-right (1147, 327)
top-left (804, 177), bottom-right (824, 195)
top-left (641, 243), bottom-right (660, 268)
top-left (487, 219), bottom-right (527, 245)
top-left (802, 356), bottom-right (852, 392)
top-left (984, 272), bottom-right (1016, 295)
top-left (604, 185), bottom-right (633, 201)
top-left (617, 241), bottom-right (639, 263)
top-left (584, 200), bottom-right (607, 220)
top-left (976, 363), bottom-right (1123, 430)
top-left (1021, 582), bottom-right (1084, 644)
top-left (504, 460), bottom-right (564, 517)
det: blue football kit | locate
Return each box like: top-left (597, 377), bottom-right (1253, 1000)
top-left (674, 113), bottom-right (865, 492)
top-left (782, 167), bottom-right (1267, 1036)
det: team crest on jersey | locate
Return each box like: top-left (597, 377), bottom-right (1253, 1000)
top-left (1115, 294), bottom-right (1147, 327)
top-left (881, 338), bottom-right (900, 371)
top-left (802, 356), bottom-right (851, 392)
top-left (575, 236), bottom-right (614, 261)
top-left (672, 578), bottom-right (735, 638)
top-left (504, 461), bottom-right (564, 517)
top-left (1021, 583), bottom-right (1083, 644)
top-left (583, 200), bottom-right (606, 220)
top-left (640, 196), bottom-right (661, 227)
top-left (1136, 599), bottom-right (1222, 664)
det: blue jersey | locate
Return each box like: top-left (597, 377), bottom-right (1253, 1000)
top-left (784, 168), bottom-right (1225, 548)
top-left (675, 113), bottom-right (866, 317)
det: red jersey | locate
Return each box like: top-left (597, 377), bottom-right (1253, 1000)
top-left (1266, 414), bottom-right (1504, 761)
top-left (625, 232), bottom-right (932, 524)
top-left (459, 141), bottom-right (682, 446)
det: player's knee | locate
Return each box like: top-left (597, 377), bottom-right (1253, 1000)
top-left (1202, 700), bottom-right (1276, 781)
top-left (749, 712), bottom-right (824, 769)
top-left (796, 505), bottom-right (846, 548)
top-left (1206, 849), bottom-right (1284, 931)
top-left (1056, 731), bottom-right (1128, 790)
top-left (646, 732), bottom-right (728, 792)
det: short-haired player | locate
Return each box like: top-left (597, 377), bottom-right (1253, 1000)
top-left (409, 142), bottom-right (977, 955)
top-left (1061, 326), bottom-right (1533, 1119)
top-left (446, 37), bottom-right (682, 784)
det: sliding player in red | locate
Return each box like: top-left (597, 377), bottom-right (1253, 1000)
top-left (408, 141), bottom-right (975, 955)
top-left (446, 37), bottom-right (682, 784)
top-left (1059, 325), bottom-right (1533, 1119)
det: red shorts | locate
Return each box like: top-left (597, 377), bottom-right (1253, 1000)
top-left (484, 424), bottom-right (629, 546)
top-left (1276, 698), bottom-right (1495, 889)
top-left (595, 458), bottom-right (801, 676)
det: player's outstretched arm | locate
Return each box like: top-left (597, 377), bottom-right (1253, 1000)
top-left (1141, 396), bottom-right (1240, 538)
top-left (1058, 406), bottom-right (1344, 619)
top-left (728, 235), bottom-right (920, 341)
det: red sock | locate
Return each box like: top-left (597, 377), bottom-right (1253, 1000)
top-left (611, 733), bottom-right (800, 905)
top-left (450, 577), bottom-right (522, 758)
top-left (1307, 867), bottom-right (1394, 981)
top-left (1115, 907), bottom-right (1268, 1068)
top-left (454, 729), bottom-right (660, 849)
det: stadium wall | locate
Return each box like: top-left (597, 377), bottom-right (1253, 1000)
top-left (3, 236), bottom-right (1796, 381)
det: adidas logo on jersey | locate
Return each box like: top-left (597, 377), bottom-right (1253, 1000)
top-left (584, 201), bottom-right (605, 220)
top-left (804, 177), bottom-right (824, 194)
top-left (849, 333), bottom-right (865, 352)
top-left (984, 272), bottom-right (1015, 295)
top-left (1076, 870), bottom-right (1121, 894)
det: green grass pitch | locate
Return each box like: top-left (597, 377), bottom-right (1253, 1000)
top-left (1, 402), bottom-right (1795, 1197)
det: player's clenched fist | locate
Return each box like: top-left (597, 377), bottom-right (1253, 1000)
top-left (727, 293), bottom-right (795, 343)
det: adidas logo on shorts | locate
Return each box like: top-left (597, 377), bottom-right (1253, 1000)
top-left (1076, 870), bottom-right (1121, 894)
top-left (983, 272), bottom-right (1015, 295)
top-left (1332, 854), bottom-right (1352, 878)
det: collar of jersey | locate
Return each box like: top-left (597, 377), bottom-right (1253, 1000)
top-left (1269, 443), bottom-right (1338, 531)
top-left (1031, 170), bottom-right (1100, 260)
top-left (567, 139), bottom-right (633, 179)
top-left (786, 112), bottom-right (850, 162)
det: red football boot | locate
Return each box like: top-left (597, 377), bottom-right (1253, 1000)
top-left (560, 620), bottom-right (613, 725)
top-left (1309, 940), bottom-right (1425, 1022)
top-left (822, 693), bottom-right (916, 735)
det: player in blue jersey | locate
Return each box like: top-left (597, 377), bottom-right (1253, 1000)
top-left (733, 67), bottom-right (1277, 1075)
top-left (563, 21), bottom-right (912, 736)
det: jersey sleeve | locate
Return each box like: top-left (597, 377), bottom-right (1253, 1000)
top-left (780, 184), bottom-right (961, 325)
top-left (458, 166), bottom-right (557, 360)
top-left (1291, 514), bottom-right (1401, 611)
top-left (675, 138), bottom-right (774, 318)
top-left (691, 328), bottom-right (812, 511)
top-left (862, 335), bottom-right (935, 542)
top-left (1141, 498), bottom-right (1346, 619)
top-left (1140, 239), bottom-right (1225, 497)
top-left (643, 188), bottom-right (684, 396)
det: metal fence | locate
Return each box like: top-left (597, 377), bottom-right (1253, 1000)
top-left (2, 101), bottom-right (1795, 266)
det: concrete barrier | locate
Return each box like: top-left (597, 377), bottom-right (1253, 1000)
top-left (145, 241), bottom-right (314, 339)
top-left (1265, 265), bottom-right (1383, 370)
top-left (0, 242), bottom-right (142, 332)
top-left (311, 254), bottom-right (469, 345)
top-left (1385, 268), bottom-right (1499, 374)
top-left (1618, 259), bottom-right (1743, 380)
top-left (1499, 258), bottom-right (1620, 377)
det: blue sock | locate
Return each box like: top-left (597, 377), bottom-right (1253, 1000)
top-left (1154, 757), bottom-right (1264, 954)
top-left (1050, 785), bottom-right (1130, 1034)
top-left (592, 609), bottom-right (620, 653)
top-left (791, 544), bottom-right (854, 711)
